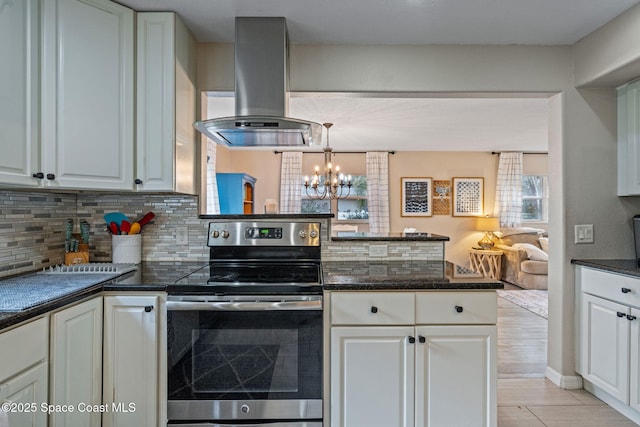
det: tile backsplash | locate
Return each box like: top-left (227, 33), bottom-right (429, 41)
top-left (0, 190), bottom-right (209, 278)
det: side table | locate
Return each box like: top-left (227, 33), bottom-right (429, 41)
top-left (468, 248), bottom-right (503, 280)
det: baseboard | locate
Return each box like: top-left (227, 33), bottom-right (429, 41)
top-left (584, 380), bottom-right (640, 425)
top-left (545, 366), bottom-right (583, 389)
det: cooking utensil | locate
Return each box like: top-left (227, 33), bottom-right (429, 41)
top-left (128, 222), bottom-right (141, 235)
top-left (109, 222), bottom-right (119, 235)
top-left (103, 212), bottom-right (130, 227)
top-left (120, 220), bottom-right (131, 235)
top-left (137, 212), bottom-right (155, 229)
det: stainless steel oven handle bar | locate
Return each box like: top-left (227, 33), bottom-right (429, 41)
top-left (174, 423), bottom-right (322, 427)
top-left (166, 299), bottom-right (322, 311)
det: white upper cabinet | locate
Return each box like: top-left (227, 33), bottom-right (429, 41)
top-left (41, 0), bottom-right (134, 190)
top-left (0, 0), bottom-right (40, 186)
top-left (618, 79), bottom-right (640, 196)
top-left (136, 12), bottom-right (197, 194)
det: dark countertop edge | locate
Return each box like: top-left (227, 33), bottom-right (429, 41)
top-left (0, 282), bottom-right (167, 332)
top-left (199, 214), bottom-right (334, 220)
top-left (330, 234), bottom-right (450, 242)
top-left (571, 259), bottom-right (640, 278)
top-left (324, 282), bottom-right (503, 290)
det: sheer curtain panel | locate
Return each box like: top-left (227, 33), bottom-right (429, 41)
top-left (280, 152), bottom-right (303, 213)
top-left (366, 152), bottom-right (390, 233)
top-left (493, 152), bottom-right (523, 227)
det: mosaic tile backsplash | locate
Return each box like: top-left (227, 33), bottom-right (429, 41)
top-left (0, 189), bottom-right (446, 278)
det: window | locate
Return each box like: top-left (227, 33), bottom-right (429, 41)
top-left (302, 176), bottom-right (368, 220)
top-left (522, 175), bottom-right (548, 222)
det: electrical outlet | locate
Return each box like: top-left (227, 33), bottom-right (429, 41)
top-left (176, 226), bottom-right (189, 245)
top-left (574, 224), bottom-right (594, 244)
top-left (369, 245), bottom-right (388, 257)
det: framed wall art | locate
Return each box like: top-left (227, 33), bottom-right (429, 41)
top-left (452, 177), bottom-right (484, 217)
top-left (432, 179), bottom-right (451, 215)
top-left (401, 177), bottom-right (433, 217)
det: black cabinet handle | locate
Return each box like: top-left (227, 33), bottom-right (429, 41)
top-left (418, 336), bottom-right (426, 343)
top-left (135, 178), bottom-right (143, 185)
top-left (408, 336), bottom-right (415, 344)
top-left (617, 312), bottom-right (626, 318)
top-left (32, 172), bottom-right (44, 179)
top-left (455, 305), bottom-right (464, 313)
top-left (46, 173), bottom-right (55, 180)
top-left (370, 306), bottom-right (378, 314)
top-left (622, 288), bottom-right (632, 294)
top-left (628, 315), bottom-right (637, 321)
top-left (144, 305), bottom-right (153, 313)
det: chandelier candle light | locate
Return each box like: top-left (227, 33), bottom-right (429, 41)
top-left (303, 123), bottom-right (352, 200)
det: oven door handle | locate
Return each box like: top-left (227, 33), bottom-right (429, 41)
top-left (166, 299), bottom-right (322, 311)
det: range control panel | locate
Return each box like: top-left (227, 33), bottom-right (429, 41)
top-left (207, 221), bottom-right (320, 247)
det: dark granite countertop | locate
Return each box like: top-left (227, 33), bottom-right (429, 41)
top-left (0, 261), bottom-right (206, 331)
top-left (571, 259), bottom-right (640, 278)
top-left (330, 231), bottom-right (449, 241)
top-left (322, 261), bottom-right (503, 290)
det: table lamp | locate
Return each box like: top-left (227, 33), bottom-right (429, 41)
top-left (476, 216), bottom-right (500, 250)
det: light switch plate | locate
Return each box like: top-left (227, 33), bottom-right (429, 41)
top-left (176, 226), bottom-right (188, 245)
top-left (369, 245), bottom-right (388, 257)
top-left (574, 224), bottom-right (594, 244)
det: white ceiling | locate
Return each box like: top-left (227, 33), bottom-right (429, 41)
top-left (119, 0), bottom-right (640, 152)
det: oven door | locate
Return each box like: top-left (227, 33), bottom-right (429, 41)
top-left (166, 295), bottom-right (323, 424)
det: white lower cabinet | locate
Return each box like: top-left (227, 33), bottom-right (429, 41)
top-left (103, 295), bottom-right (159, 427)
top-left (330, 291), bottom-right (497, 427)
top-left (0, 317), bottom-right (48, 427)
top-left (576, 266), bottom-right (640, 423)
top-left (50, 297), bottom-right (103, 427)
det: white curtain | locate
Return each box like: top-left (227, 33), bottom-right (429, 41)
top-left (366, 152), bottom-right (390, 233)
top-left (280, 152), bottom-right (303, 213)
top-left (206, 141), bottom-right (220, 214)
top-left (494, 152), bottom-right (523, 228)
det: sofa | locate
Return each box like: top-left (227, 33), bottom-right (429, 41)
top-left (494, 227), bottom-right (548, 290)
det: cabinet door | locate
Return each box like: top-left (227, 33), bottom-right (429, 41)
top-left (415, 325), bottom-right (496, 427)
top-left (0, 0), bottom-right (40, 186)
top-left (618, 79), bottom-right (640, 196)
top-left (630, 308), bottom-right (640, 412)
top-left (41, 0), bottom-right (134, 190)
top-left (581, 293), bottom-right (630, 403)
top-left (331, 326), bottom-right (415, 427)
top-left (0, 363), bottom-right (48, 427)
top-left (50, 297), bottom-right (103, 427)
top-left (103, 295), bottom-right (158, 427)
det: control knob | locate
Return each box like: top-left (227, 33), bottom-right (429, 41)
top-left (211, 230), bottom-right (220, 239)
top-left (309, 230), bottom-right (318, 238)
top-left (221, 230), bottom-right (230, 239)
top-left (299, 230), bottom-right (307, 239)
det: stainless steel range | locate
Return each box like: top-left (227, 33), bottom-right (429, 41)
top-left (166, 221), bottom-right (323, 427)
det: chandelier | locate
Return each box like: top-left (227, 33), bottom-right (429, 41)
top-left (303, 123), bottom-right (352, 200)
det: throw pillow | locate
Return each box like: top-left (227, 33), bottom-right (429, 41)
top-left (512, 243), bottom-right (549, 262)
top-left (538, 237), bottom-right (549, 252)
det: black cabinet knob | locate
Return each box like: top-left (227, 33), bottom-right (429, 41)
top-left (628, 315), bottom-right (637, 321)
top-left (135, 178), bottom-right (143, 185)
top-left (144, 305), bottom-right (153, 313)
top-left (617, 312), bottom-right (626, 318)
top-left (46, 173), bottom-right (55, 180)
top-left (455, 305), bottom-right (464, 313)
top-left (370, 306), bottom-right (378, 314)
top-left (32, 172), bottom-right (44, 179)
top-left (408, 336), bottom-right (415, 344)
top-left (418, 336), bottom-right (426, 343)
top-left (622, 288), bottom-right (632, 294)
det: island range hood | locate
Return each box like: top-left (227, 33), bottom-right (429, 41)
top-left (194, 17), bottom-right (322, 148)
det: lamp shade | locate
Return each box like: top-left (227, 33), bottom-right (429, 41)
top-left (476, 216), bottom-right (499, 232)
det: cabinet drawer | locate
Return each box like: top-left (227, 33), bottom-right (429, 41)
top-left (580, 267), bottom-right (640, 308)
top-left (0, 317), bottom-right (48, 382)
top-left (416, 292), bottom-right (497, 324)
top-left (331, 292), bottom-right (415, 325)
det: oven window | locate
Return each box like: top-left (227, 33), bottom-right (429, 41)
top-left (168, 310), bottom-right (322, 400)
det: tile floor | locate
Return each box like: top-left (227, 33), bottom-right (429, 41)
top-left (497, 294), bottom-right (639, 426)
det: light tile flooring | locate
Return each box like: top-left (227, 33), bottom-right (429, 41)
top-left (497, 293), bottom-right (639, 426)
